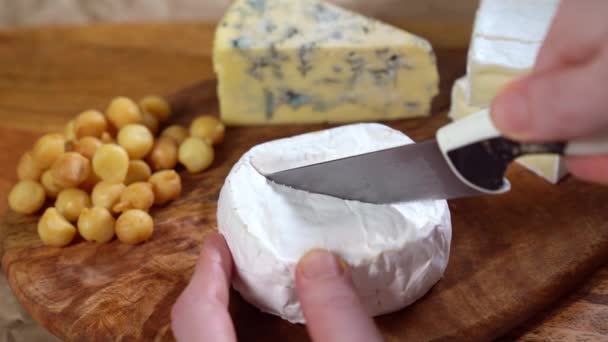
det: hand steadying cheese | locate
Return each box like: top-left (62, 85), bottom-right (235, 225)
top-left (492, 0), bottom-right (608, 184)
top-left (171, 233), bottom-right (383, 342)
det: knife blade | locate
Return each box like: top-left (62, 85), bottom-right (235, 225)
top-left (265, 139), bottom-right (485, 204)
top-left (264, 109), bottom-right (608, 204)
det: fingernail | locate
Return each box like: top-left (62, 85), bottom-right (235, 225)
top-left (492, 85), bottom-right (531, 139)
top-left (201, 234), bottom-right (223, 263)
top-left (298, 250), bottom-right (345, 280)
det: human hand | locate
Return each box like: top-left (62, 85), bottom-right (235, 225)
top-left (171, 232), bottom-right (383, 342)
top-left (491, 0), bottom-right (608, 184)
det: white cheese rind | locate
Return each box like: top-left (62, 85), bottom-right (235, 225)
top-left (473, 0), bottom-right (559, 43)
top-left (218, 123), bottom-right (451, 323)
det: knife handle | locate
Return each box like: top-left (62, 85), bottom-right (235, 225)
top-left (437, 109), bottom-right (608, 157)
top-left (564, 135), bottom-right (608, 156)
top-left (436, 109), bottom-right (608, 193)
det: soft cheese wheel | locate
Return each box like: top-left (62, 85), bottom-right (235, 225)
top-left (213, 0), bottom-right (439, 125)
top-left (217, 123), bottom-right (451, 323)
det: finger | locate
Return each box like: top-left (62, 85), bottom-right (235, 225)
top-left (565, 155), bottom-right (608, 185)
top-left (171, 233), bottom-right (237, 342)
top-left (295, 250), bottom-right (383, 342)
top-left (535, 0), bottom-right (608, 73)
top-left (491, 48), bottom-right (608, 141)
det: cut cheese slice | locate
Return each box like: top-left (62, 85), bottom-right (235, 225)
top-left (455, 0), bottom-right (566, 184)
top-left (213, 0), bottom-right (439, 125)
top-left (448, 77), bottom-right (482, 120)
top-left (218, 123), bottom-right (451, 323)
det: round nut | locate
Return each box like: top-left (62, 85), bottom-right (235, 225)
top-left (17, 151), bottom-right (43, 181)
top-left (117, 124), bottom-right (154, 160)
top-left (113, 182), bottom-right (155, 213)
top-left (55, 188), bottom-right (91, 222)
top-left (41, 170), bottom-right (64, 198)
top-left (92, 144), bottom-right (130, 183)
top-left (190, 116), bottom-right (225, 145)
top-left (141, 111), bottom-right (159, 135)
top-left (115, 209), bottom-right (154, 244)
top-left (91, 181), bottom-right (125, 212)
top-left (146, 137), bottom-right (178, 171)
top-left (38, 207), bottom-right (76, 247)
top-left (32, 134), bottom-right (66, 169)
top-left (74, 110), bottom-right (108, 138)
top-left (78, 207), bottom-right (115, 243)
top-left (161, 125), bottom-right (189, 145)
top-left (9, 180), bottom-right (46, 214)
top-left (106, 97), bottom-right (142, 129)
top-left (148, 170), bottom-right (182, 205)
top-left (125, 160), bottom-right (152, 185)
top-left (50, 152), bottom-right (91, 188)
top-left (139, 96), bottom-right (171, 123)
top-left (74, 136), bottom-right (103, 160)
top-left (178, 137), bottom-right (214, 173)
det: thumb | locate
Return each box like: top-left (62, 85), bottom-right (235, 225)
top-left (491, 49), bottom-right (608, 142)
top-left (295, 250), bottom-right (383, 342)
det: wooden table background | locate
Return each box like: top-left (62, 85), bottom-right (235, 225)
top-left (0, 22), bottom-right (606, 341)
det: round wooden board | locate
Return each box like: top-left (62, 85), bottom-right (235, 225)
top-left (1, 24), bottom-right (607, 342)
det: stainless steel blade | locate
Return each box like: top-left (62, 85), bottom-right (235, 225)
top-left (265, 140), bottom-right (485, 204)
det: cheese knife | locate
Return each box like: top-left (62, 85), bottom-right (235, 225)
top-left (264, 110), bottom-right (608, 204)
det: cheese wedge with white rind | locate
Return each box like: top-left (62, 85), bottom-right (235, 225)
top-left (454, 0), bottom-right (566, 184)
top-left (467, 0), bottom-right (559, 106)
top-left (218, 123), bottom-right (451, 323)
top-left (213, 0), bottom-right (439, 125)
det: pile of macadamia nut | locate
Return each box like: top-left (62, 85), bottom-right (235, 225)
top-left (8, 96), bottom-right (225, 247)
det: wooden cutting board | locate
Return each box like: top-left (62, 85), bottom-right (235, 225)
top-left (1, 23), bottom-right (607, 342)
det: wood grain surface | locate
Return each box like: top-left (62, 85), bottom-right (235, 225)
top-left (0, 23), bottom-right (607, 342)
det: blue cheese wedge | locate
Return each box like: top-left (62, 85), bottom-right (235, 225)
top-left (213, 0), bottom-right (439, 125)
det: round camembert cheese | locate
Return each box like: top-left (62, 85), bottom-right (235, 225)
top-left (217, 123), bottom-right (451, 323)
